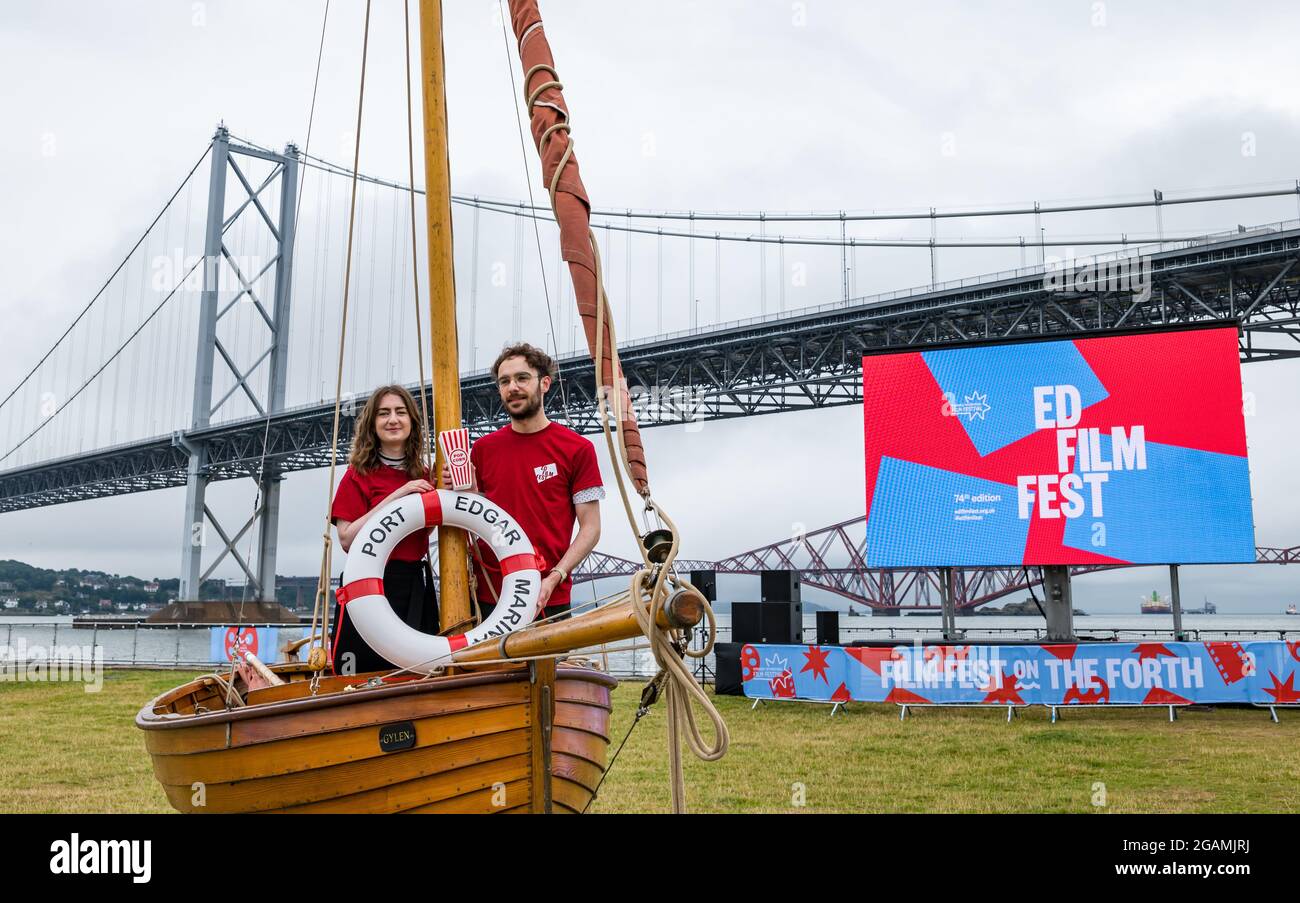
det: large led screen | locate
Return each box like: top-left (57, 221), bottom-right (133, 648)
top-left (863, 325), bottom-right (1255, 567)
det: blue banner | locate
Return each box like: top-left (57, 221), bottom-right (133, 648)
top-left (741, 641), bottom-right (1300, 707)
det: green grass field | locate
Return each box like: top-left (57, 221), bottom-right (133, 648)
top-left (1, 669), bottom-right (1296, 813)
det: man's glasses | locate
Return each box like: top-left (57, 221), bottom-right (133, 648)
top-left (496, 373), bottom-right (536, 389)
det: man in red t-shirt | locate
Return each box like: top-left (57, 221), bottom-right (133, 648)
top-left (444, 343), bottom-right (603, 621)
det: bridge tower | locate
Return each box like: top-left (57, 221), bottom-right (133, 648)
top-left (176, 127), bottom-right (299, 602)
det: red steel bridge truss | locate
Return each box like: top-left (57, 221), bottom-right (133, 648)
top-left (571, 516), bottom-right (1299, 612)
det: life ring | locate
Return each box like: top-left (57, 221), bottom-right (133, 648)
top-left (335, 490), bottom-right (543, 672)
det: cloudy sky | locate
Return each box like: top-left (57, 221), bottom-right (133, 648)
top-left (2, 0), bottom-right (1299, 614)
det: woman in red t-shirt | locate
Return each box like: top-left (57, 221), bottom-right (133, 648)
top-left (330, 384), bottom-right (439, 674)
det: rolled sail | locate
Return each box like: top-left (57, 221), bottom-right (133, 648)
top-left (508, 0), bottom-right (649, 495)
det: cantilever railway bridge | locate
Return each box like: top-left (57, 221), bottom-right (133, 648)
top-left (565, 516), bottom-right (1300, 613)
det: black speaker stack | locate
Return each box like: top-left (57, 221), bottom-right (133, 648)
top-left (816, 610), bottom-right (840, 646)
top-left (686, 570), bottom-right (718, 683)
top-left (713, 642), bottom-right (745, 695)
top-left (731, 604), bottom-right (801, 645)
top-left (717, 571), bottom-right (826, 695)
top-left (731, 570), bottom-right (803, 645)
top-left (760, 570), bottom-right (801, 604)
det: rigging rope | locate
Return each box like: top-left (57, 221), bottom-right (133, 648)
top-left (227, 0), bottom-right (331, 685)
top-left (402, 0), bottom-right (433, 474)
top-left (592, 232), bottom-right (728, 811)
top-left (506, 0), bottom-right (727, 813)
top-left (308, 0), bottom-right (373, 678)
top-left (401, 0), bottom-right (433, 468)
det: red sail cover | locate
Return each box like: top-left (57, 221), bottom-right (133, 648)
top-left (508, 0), bottom-right (649, 494)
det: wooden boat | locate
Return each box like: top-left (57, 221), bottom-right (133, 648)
top-left (138, 592), bottom-right (706, 814)
top-left (136, 0), bottom-right (726, 814)
top-left (138, 661), bottom-right (616, 814)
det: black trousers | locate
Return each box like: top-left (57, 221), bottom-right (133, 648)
top-left (332, 558), bottom-right (440, 675)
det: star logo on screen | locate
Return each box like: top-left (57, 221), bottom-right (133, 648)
top-left (952, 391), bottom-right (991, 421)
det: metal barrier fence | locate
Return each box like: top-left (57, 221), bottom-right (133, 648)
top-left (0, 621), bottom-right (672, 679)
top-left (828, 625), bottom-right (1300, 643)
top-left (2, 621), bottom-right (1295, 680)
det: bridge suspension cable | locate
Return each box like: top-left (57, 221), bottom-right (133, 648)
top-left (0, 143), bottom-right (213, 415)
top-left (248, 138), bottom-right (1300, 248)
top-left (0, 255), bottom-right (205, 465)
top-left (466, 197), bottom-right (1290, 249)
top-left (457, 181), bottom-right (1300, 223)
top-left (264, 135), bottom-right (1300, 223)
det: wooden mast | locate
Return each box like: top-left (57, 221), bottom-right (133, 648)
top-left (418, 0), bottom-right (470, 631)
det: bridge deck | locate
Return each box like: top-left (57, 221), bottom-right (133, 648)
top-left (3, 223), bottom-right (1298, 512)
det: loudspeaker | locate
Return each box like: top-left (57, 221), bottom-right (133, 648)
top-left (732, 601), bottom-right (802, 644)
top-left (689, 569), bottom-right (716, 602)
top-left (760, 570), bottom-right (801, 604)
top-left (816, 610), bottom-right (840, 646)
top-left (714, 642), bottom-right (744, 695)
top-left (761, 601), bottom-right (802, 644)
top-left (731, 602), bottom-right (762, 644)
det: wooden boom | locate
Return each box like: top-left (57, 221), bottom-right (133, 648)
top-left (450, 587), bottom-right (704, 666)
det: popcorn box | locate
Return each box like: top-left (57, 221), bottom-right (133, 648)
top-left (438, 428), bottom-right (473, 490)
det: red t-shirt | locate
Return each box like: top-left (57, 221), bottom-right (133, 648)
top-left (470, 422), bottom-right (603, 606)
top-left (331, 464), bottom-right (433, 563)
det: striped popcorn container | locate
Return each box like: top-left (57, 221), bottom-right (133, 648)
top-left (438, 428), bottom-right (473, 489)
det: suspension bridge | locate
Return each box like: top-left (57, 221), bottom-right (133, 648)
top-left (2, 126), bottom-right (1299, 607)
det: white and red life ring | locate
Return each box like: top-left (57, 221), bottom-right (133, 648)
top-left (335, 490), bottom-right (543, 672)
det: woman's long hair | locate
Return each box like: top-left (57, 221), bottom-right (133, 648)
top-left (349, 385), bottom-right (428, 479)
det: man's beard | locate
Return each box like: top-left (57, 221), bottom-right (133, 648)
top-left (506, 385), bottom-right (543, 421)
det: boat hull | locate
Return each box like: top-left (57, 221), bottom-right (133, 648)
top-left (136, 663), bottom-right (616, 814)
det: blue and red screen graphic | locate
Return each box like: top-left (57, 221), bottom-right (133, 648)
top-left (863, 326), bottom-right (1255, 566)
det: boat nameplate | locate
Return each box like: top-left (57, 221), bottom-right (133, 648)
top-left (378, 721), bottom-right (417, 753)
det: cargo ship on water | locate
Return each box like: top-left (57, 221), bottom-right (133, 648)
top-left (1141, 591), bottom-right (1172, 615)
top-left (1139, 591), bottom-right (1217, 614)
